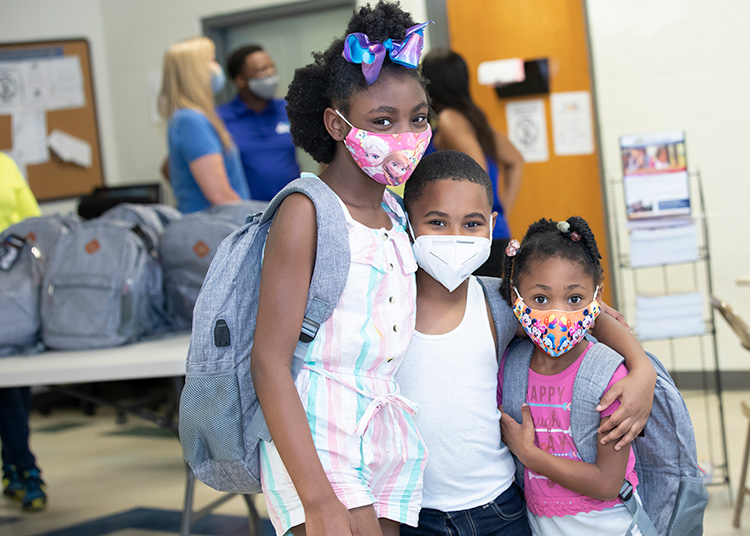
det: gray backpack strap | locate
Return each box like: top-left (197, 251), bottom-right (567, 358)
top-left (619, 481), bottom-right (660, 536)
top-left (569, 342), bottom-right (624, 464)
top-left (261, 174), bottom-right (350, 346)
top-left (476, 276), bottom-right (504, 361)
top-left (501, 338), bottom-right (535, 486)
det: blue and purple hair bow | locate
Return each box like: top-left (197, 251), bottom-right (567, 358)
top-left (342, 21), bottom-right (432, 85)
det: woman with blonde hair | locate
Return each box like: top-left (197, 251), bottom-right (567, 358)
top-left (159, 36), bottom-right (250, 213)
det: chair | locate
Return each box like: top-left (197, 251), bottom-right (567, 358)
top-left (710, 296), bottom-right (750, 527)
top-left (710, 296), bottom-right (750, 351)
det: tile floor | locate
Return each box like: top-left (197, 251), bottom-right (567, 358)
top-left (0, 386), bottom-right (748, 535)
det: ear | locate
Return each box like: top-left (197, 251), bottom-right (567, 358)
top-left (234, 75), bottom-right (248, 90)
top-left (324, 107), bottom-right (348, 141)
top-left (491, 211), bottom-right (499, 230)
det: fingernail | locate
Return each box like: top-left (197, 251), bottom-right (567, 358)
top-left (522, 403), bottom-right (528, 407)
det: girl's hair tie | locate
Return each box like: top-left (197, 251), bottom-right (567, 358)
top-left (570, 231), bottom-right (581, 242)
top-left (556, 220), bottom-right (570, 233)
top-left (342, 21), bottom-right (432, 84)
top-left (505, 239), bottom-right (520, 257)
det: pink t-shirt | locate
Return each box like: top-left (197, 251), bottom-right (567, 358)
top-left (499, 342), bottom-right (639, 517)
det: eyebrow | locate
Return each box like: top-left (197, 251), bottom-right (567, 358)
top-left (423, 210), bottom-right (449, 218)
top-left (530, 283), bottom-right (585, 291)
top-left (368, 101), bottom-right (428, 115)
top-left (465, 212), bottom-right (487, 221)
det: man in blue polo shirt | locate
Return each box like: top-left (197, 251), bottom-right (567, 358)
top-left (217, 45), bottom-right (300, 201)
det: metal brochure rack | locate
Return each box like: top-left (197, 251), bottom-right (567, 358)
top-left (606, 170), bottom-right (730, 492)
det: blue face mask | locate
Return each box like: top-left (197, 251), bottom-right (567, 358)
top-left (210, 68), bottom-right (226, 94)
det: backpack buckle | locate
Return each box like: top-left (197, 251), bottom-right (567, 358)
top-left (619, 480), bottom-right (634, 501)
top-left (299, 317), bottom-right (320, 343)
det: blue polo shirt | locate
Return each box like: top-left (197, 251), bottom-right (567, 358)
top-left (168, 108), bottom-right (250, 214)
top-left (217, 96), bottom-right (300, 201)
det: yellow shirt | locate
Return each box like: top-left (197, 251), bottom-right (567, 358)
top-left (0, 153), bottom-right (41, 232)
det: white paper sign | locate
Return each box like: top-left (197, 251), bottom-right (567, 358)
top-left (551, 91), bottom-right (594, 156)
top-left (46, 56), bottom-right (85, 111)
top-left (47, 129), bottom-right (92, 168)
top-left (0, 64), bottom-right (23, 114)
top-left (10, 110), bottom-right (49, 166)
top-left (636, 292), bottom-right (705, 341)
top-left (506, 99), bottom-right (548, 163)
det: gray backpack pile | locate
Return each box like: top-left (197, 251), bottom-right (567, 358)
top-left (0, 215), bottom-right (80, 356)
top-left (500, 334), bottom-right (708, 536)
top-left (179, 175), bottom-right (355, 493)
top-left (100, 202), bottom-right (181, 248)
top-left (160, 200), bottom-right (268, 332)
top-left (41, 216), bottom-right (168, 349)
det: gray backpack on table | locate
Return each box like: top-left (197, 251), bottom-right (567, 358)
top-left (41, 218), bottom-right (167, 349)
top-left (501, 336), bottom-right (708, 536)
top-left (179, 174), bottom-right (353, 494)
top-left (160, 206), bottom-right (266, 333)
top-left (100, 203), bottom-right (177, 247)
top-left (0, 215), bottom-right (79, 356)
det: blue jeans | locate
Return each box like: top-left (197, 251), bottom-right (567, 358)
top-left (401, 482), bottom-right (530, 536)
top-left (0, 387), bottom-right (37, 472)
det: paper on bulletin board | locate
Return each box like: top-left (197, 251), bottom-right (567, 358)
top-left (0, 56), bottom-right (84, 114)
top-left (550, 91), bottom-right (594, 156)
top-left (9, 110), bottom-right (49, 167)
top-left (0, 63), bottom-right (23, 114)
top-left (506, 99), bottom-right (548, 163)
top-left (47, 129), bottom-right (91, 168)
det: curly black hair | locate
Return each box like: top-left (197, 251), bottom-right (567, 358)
top-left (403, 150), bottom-right (493, 213)
top-left (286, 1), bottom-right (428, 164)
top-left (499, 216), bottom-right (604, 306)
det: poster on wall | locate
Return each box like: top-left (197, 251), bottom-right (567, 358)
top-left (506, 99), bottom-right (549, 163)
top-left (620, 131), bottom-right (689, 220)
top-left (550, 91), bottom-right (594, 156)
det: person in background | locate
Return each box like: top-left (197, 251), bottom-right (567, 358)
top-left (0, 152), bottom-right (46, 512)
top-left (158, 36), bottom-right (250, 213)
top-left (421, 48), bottom-right (524, 277)
top-left (217, 45), bottom-right (301, 201)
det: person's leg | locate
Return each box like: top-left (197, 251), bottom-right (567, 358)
top-left (0, 387), bottom-right (37, 472)
top-left (0, 387), bottom-right (46, 511)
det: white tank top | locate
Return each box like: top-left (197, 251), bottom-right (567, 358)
top-left (396, 276), bottom-right (516, 511)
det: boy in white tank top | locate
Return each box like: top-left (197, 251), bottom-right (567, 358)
top-left (396, 151), bottom-right (656, 536)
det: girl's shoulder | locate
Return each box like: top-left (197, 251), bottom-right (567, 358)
top-left (171, 108), bottom-right (209, 128)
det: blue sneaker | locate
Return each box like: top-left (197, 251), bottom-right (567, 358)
top-left (21, 469), bottom-right (46, 512)
top-left (2, 465), bottom-right (24, 500)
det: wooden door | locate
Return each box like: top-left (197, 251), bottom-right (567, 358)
top-left (445, 0), bottom-right (612, 303)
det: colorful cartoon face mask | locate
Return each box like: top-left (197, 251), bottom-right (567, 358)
top-left (513, 286), bottom-right (601, 358)
top-left (335, 110), bottom-right (431, 186)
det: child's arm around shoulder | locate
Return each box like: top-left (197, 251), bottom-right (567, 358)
top-left (500, 404), bottom-right (631, 501)
top-left (590, 313), bottom-right (656, 450)
top-left (250, 193), bottom-right (356, 535)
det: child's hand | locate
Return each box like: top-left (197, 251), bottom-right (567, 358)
top-left (597, 371), bottom-right (654, 450)
top-left (304, 496), bottom-right (357, 536)
top-left (500, 404), bottom-right (536, 463)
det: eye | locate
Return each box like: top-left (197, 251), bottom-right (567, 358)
top-left (427, 219), bottom-right (446, 228)
top-left (533, 295), bottom-right (548, 305)
top-left (569, 295), bottom-right (583, 305)
top-left (373, 118), bottom-right (393, 127)
top-left (465, 220), bottom-right (482, 229)
top-left (412, 114), bottom-right (427, 124)
top-left (371, 154), bottom-right (381, 161)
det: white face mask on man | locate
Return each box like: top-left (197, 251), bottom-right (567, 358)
top-left (408, 216), bottom-right (493, 292)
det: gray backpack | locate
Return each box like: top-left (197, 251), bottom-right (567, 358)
top-left (41, 218), bottom-right (168, 349)
top-left (0, 215), bottom-right (79, 355)
top-left (500, 336), bottom-right (708, 536)
top-left (159, 204), bottom-right (267, 333)
top-left (100, 203), bottom-right (179, 247)
top-left (179, 175), bottom-right (353, 494)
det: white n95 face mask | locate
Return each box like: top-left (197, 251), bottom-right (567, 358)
top-left (410, 217), bottom-right (492, 292)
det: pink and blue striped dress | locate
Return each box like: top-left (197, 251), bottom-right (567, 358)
top-left (259, 190), bottom-right (426, 535)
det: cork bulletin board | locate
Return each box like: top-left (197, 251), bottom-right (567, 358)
top-left (0, 39), bottom-right (104, 201)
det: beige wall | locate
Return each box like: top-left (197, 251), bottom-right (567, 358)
top-left (586, 0), bottom-right (750, 372)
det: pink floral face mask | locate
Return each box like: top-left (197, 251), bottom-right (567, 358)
top-left (335, 110), bottom-right (432, 186)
